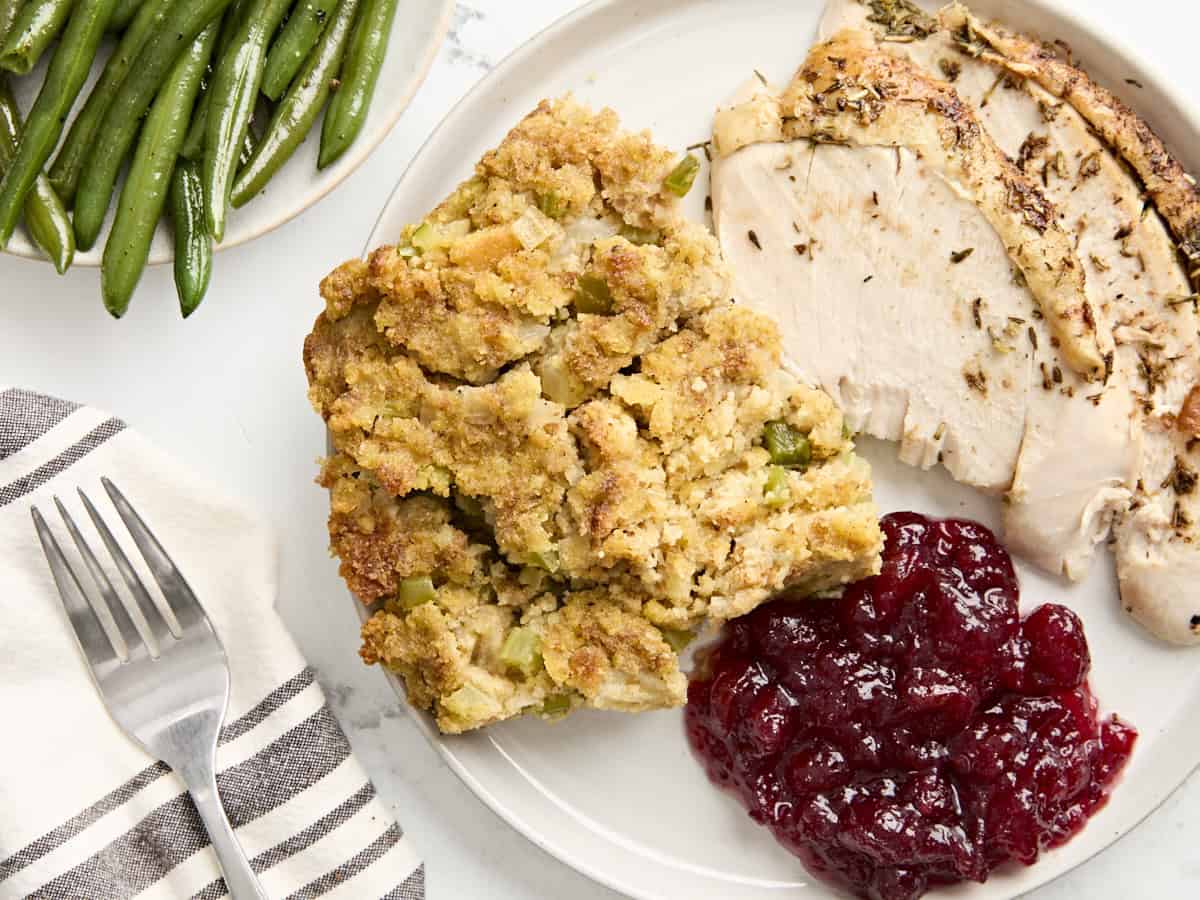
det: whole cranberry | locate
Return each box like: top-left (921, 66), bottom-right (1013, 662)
top-left (1022, 604), bottom-right (1091, 692)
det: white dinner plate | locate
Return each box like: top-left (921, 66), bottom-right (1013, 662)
top-left (357, 1), bottom-right (1200, 897)
top-left (3, 0), bottom-right (453, 266)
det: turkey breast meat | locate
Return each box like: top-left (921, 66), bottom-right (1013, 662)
top-left (711, 0), bottom-right (1200, 644)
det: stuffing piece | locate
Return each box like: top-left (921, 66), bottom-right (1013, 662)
top-left (305, 97), bottom-right (882, 732)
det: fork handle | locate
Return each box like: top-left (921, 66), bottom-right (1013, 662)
top-left (181, 763), bottom-right (269, 900)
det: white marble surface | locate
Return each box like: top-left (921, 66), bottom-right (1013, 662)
top-left (1, 1), bottom-right (1197, 898)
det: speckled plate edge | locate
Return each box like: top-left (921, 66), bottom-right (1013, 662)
top-left (350, 1), bottom-right (1200, 898)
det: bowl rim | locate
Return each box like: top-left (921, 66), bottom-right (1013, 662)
top-left (1, 0), bottom-right (455, 268)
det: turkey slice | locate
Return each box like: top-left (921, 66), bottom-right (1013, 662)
top-left (817, 1), bottom-right (1200, 645)
top-left (713, 30), bottom-right (1133, 583)
top-left (710, 1), bottom-right (1200, 648)
top-left (712, 9), bottom-right (1200, 644)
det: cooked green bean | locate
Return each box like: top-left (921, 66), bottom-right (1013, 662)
top-left (0, 77), bottom-right (74, 272)
top-left (102, 21), bottom-right (216, 317)
top-left (0, 0), bottom-right (117, 248)
top-left (232, 0), bottom-right (357, 207)
top-left (179, 0), bottom-right (247, 161)
top-left (239, 114), bottom-right (257, 167)
top-left (0, 0), bottom-right (75, 75)
top-left (215, 0), bottom-right (247, 43)
top-left (73, 0), bottom-right (234, 251)
top-left (183, 81), bottom-right (257, 166)
top-left (202, 0), bottom-right (292, 241)
top-left (108, 0), bottom-right (142, 30)
top-left (169, 159), bottom-right (211, 316)
top-left (2, 180), bottom-right (76, 269)
top-left (318, 0), bottom-right (396, 169)
top-left (261, 0), bottom-right (337, 101)
top-left (13, 169), bottom-right (76, 275)
top-left (179, 87), bottom-right (210, 160)
top-left (0, 1), bottom-right (22, 45)
top-left (50, 0), bottom-right (173, 205)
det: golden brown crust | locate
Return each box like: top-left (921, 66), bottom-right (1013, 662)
top-left (1178, 386), bottom-right (1200, 438)
top-left (541, 596), bottom-right (686, 710)
top-left (307, 97), bottom-right (883, 732)
top-left (320, 456), bottom-right (487, 601)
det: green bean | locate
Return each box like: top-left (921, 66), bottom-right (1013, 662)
top-left (318, 0), bottom-right (396, 169)
top-left (108, 0), bottom-right (142, 29)
top-left (169, 159), bottom-right (211, 316)
top-left (0, 0), bottom-right (117, 248)
top-left (179, 0), bottom-right (247, 161)
top-left (239, 113), bottom-right (257, 166)
top-left (0, 1), bottom-right (22, 45)
top-left (50, 0), bottom-right (173, 205)
top-left (261, 0), bottom-right (337, 101)
top-left (231, 0), bottom-right (356, 207)
top-left (0, 0), bottom-right (75, 75)
top-left (202, 0), bottom-right (291, 241)
top-left (102, 21), bottom-right (216, 317)
top-left (215, 0), bottom-right (247, 42)
top-left (73, 0), bottom-right (234, 252)
top-left (108, 0), bottom-right (143, 29)
top-left (0, 77), bottom-right (74, 272)
top-left (183, 79), bottom-right (256, 165)
top-left (13, 167), bottom-right (75, 275)
top-left (179, 87), bottom-right (210, 160)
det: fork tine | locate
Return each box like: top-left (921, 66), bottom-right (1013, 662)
top-left (101, 478), bottom-right (210, 634)
top-left (53, 496), bottom-right (148, 660)
top-left (31, 506), bottom-right (123, 670)
top-left (78, 488), bottom-right (179, 646)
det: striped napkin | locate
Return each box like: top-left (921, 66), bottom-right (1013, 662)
top-left (0, 388), bottom-right (424, 900)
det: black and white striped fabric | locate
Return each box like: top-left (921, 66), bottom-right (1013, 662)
top-left (0, 388), bottom-right (423, 900)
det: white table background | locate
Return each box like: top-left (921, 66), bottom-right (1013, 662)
top-left (2, 1), bottom-right (1197, 897)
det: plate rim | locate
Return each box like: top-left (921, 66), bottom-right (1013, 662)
top-left (1, 0), bottom-right (455, 268)
top-left (355, 1), bottom-right (1200, 897)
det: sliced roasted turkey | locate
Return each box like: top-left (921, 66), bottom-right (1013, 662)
top-left (711, 0), bottom-right (1200, 644)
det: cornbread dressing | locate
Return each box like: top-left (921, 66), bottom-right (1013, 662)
top-left (305, 98), bottom-right (882, 733)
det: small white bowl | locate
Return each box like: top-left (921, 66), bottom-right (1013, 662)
top-left (3, 0), bottom-right (454, 266)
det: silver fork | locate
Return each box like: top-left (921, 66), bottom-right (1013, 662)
top-left (32, 478), bottom-right (268, 900)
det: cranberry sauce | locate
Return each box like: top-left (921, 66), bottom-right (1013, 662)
top-left (686, 512), bottom-right (1135, 900)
